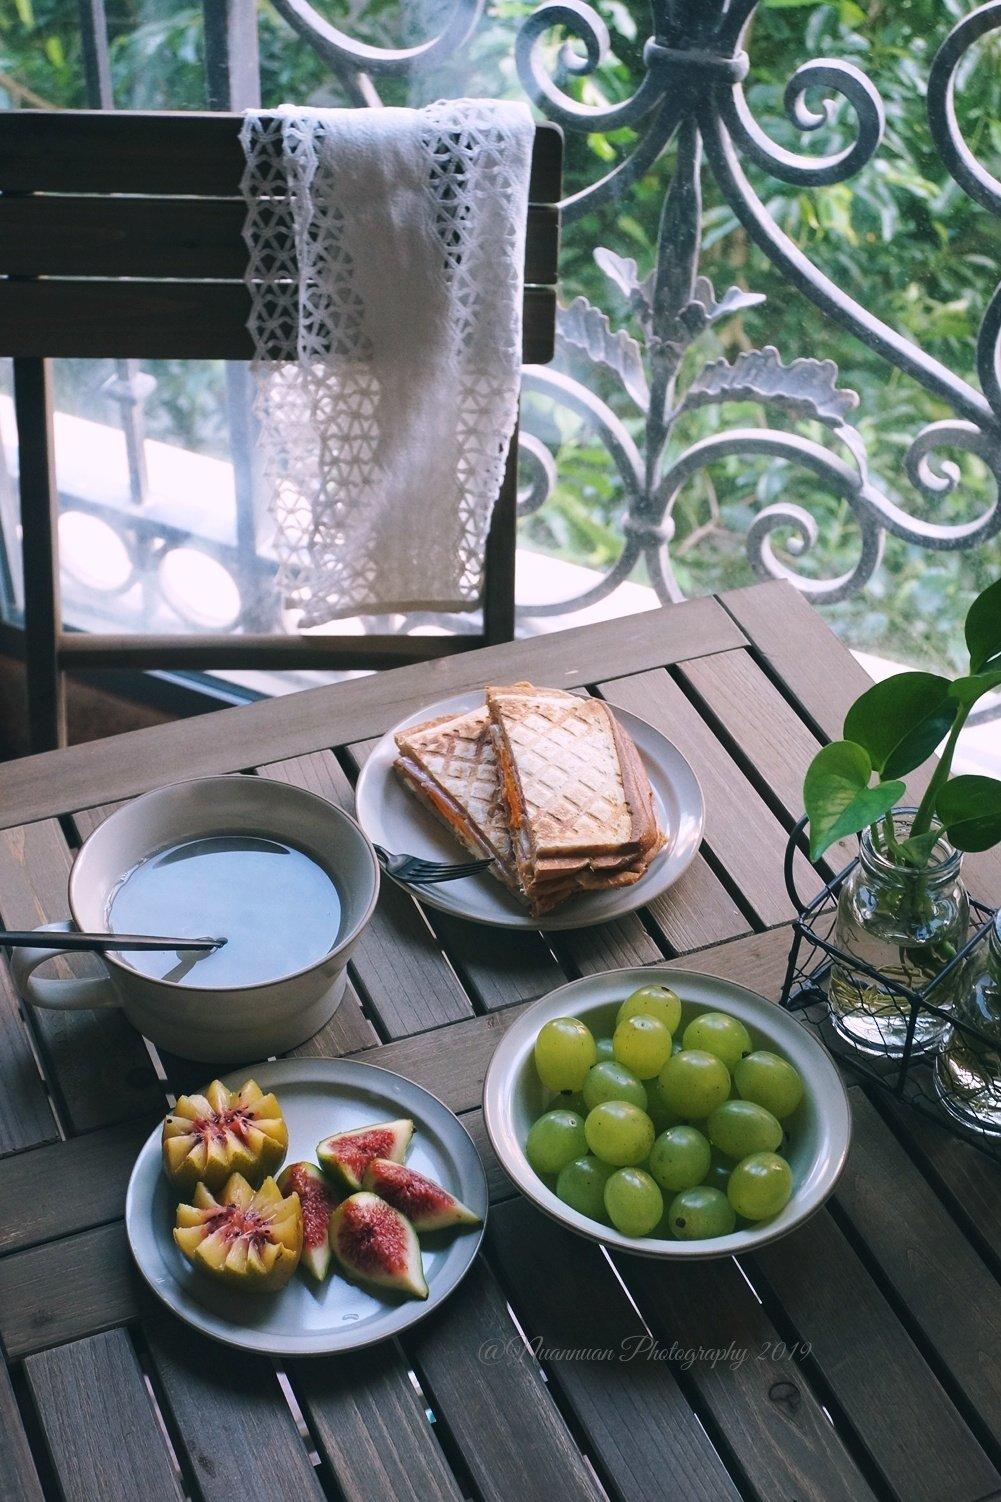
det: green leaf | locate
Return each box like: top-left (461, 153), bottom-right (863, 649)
top-left (843, 671), bottom-right (954, 777)
top-left (950, 666), bottom-right (1001, 708)
top-left (937, 775), bottom-right (1001, 853)
top-left (804, 741), bottom-right (905, 862)
top-left (965, 578), bottom-right (1001, 673)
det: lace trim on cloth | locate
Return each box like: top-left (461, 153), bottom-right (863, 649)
top-left (240, 101), bottom-right (534, 627)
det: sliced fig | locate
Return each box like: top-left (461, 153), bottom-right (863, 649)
top-left (162, 1078), bottom-right (288, 1194)
top-left (328, 1191), bottom-right (428, 1300)
top-left (173, 1173), bottom-right (302, 1292)
top-left (277, 1161), bottom-right (339, 1280)
top-left (317, 1119), bottom-right (413, 1192)
top-left (362, 1158), bottom-right (481, 1232)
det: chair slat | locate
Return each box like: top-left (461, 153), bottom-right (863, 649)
top-left (0, 110), bottom-right (563, 202)
top-left (0, 280), bottom-right (557, 361)
top-left (0, 195), bottom-right (559, 285)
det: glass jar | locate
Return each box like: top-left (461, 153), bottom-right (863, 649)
top-left (828, 810), bottom-right (969, 1057)
top-left (934, 912), bottom-right (1001, 1138)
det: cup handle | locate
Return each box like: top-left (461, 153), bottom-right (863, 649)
top-left (10, 922), bottom-right (120, 1012)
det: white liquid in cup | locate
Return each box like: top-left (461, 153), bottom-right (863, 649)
top-left (107, 834), bottom-right (342, 988)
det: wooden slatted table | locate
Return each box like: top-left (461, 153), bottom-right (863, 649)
top-left (1, 579), bottom-right (999, 1502)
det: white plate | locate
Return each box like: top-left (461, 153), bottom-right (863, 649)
top-left (126, 1058), bottom-right (487, 1356)
top-left (355, 689), bottom-right (705, 930)
top-left (483, 968), bottom-right (852, 1259)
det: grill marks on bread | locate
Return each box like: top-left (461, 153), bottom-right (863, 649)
top-left (393, 684), bottom-right (664, 917)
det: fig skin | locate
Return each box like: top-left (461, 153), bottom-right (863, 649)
top-left (173, 1173), bottom-right (302, 1293)
top-left (362, 1158), bottom-right (481, 1232)
top-left (162, 1079), bottom-right (289, 1194)
top-left (317, 1119), bottom-right (413, 1192)
top-left (277, 1161), bottom-right (338, 1281)
top-left (329, 1191), bottom-right (428, 1299)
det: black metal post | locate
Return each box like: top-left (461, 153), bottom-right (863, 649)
top-left (14, 359), bottom-right (65, 750)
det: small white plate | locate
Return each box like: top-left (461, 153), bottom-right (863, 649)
top-left (126, 1058), bottom-right (487, 1356)
top-left (483, 967), bottom-right (852, 1260)
top-left (355, 689), bottom-right (705, 930)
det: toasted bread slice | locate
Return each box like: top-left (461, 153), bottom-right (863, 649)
top-left (393, 707), bottom-right (521, 892)
top-left (486, 682), bottom-right (664, 909)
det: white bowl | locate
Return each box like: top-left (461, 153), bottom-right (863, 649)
top-left (483, 966), bottom-right (852, 1259)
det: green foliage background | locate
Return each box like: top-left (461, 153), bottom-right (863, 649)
top-left (1, 0), bottom-right (999, 671)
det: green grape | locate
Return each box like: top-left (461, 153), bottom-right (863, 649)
top-left (733, 1051), bottom-right (804, 1119)
top-left (556, 1155), bottom-right (614, 1222)
top-left (704, 1148), bottom-right (733, 1194)
top-left (682, 1011), bottom-right (752, 1069)
top-left (583, 1061), bottom-right (648, 1112)
top-left (594, 1036), bottom-right (616, 1063)
top-left (617, 984), bottom-right (682, 1036)
top-left (604, 1167), bottom-right (663, 1236)
top-left (525, 1110), bottom-right (587, 1175)
top-left (727, 1152), bottom-right (793, 1221)
top-left (584, 1100), bottom-right (655, 1166)
top-left (534, 1017), bottom-right (597, 1091)
top-left (657, 1050), bottom-right (731, 1119)
top-left (613, 1015), bottom-right (673, 1079)
top-left (707, 1100), bottom-right (783, 1159)
top-left (667, 1186), bottom-right (736, 1240)
top-left (648, 1125), bottom-right (711, 1192)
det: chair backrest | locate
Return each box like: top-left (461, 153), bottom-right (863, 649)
top-left (0, 111), bottom-right (561, 361)
top-left (0, 111), bottom-right (562, 749)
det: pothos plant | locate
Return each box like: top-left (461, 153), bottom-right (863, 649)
top-left (804, 576), bottom-right (1001, 871)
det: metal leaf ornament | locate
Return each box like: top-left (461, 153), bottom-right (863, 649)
top-left (556, 296), bottom-right (650, 411)
top-left (679, 347), bottom-right (860, 427)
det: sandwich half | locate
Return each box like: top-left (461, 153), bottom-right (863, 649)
top-left (485, 682), bottom-right (665, 914)
top-left (393, 706), bottom-right (521, 892)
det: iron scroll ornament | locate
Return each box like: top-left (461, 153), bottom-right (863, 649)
top-left (512, 0), bottom-right (1001, 619)
top-left (237, 0), bottom-right (1001, 629)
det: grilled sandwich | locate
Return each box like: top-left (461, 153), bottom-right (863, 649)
top-left (393, 706), bottom-right (521, 892)
top-left (485, 682), bottom-right (664, 914)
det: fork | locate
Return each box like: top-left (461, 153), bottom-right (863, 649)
top-left (374, 845), bottom-right (494, 885)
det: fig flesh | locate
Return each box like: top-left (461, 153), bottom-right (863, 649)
top-left (317, 1118), bottom-right (413, 1191)
top-left (173, 1173), bottom-right (302, 1292)
top-left (162, 1078), bottom-right (288, 1194)
top-left (328, 1191), bottom-right (428, 1299)
top-left (277, 1161), bottom-right (339, 1280)
top-left (362, 1158), bottom-right (480, 1232)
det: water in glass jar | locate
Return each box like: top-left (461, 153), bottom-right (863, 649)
top-left (934, 915), bottom-right (1001, 1137)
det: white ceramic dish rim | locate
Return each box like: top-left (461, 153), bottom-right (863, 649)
top-left (126, 1056), bottom-right (488, 1355)
top-left (355, 688), bottom-right (706, 931)
top-left (482, 966), bottom-right (853, 1260)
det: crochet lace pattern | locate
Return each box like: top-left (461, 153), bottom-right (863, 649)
top-left (241, 101), bottom-right (533, 626)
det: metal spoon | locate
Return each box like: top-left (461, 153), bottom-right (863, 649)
top-left (0, 929), bottom-right (225, 954)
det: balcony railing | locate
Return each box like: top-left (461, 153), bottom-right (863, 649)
top-left (2, 0), bottom-right (999, 721)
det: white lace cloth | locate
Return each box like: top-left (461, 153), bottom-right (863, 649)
top-left (240, 100), bottom-right (534, 626)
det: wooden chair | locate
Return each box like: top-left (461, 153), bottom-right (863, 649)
top-left (0, 110), bottom-right (562, 749)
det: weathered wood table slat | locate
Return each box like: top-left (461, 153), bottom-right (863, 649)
top-left (0, 580), bottom-right (998, 1502)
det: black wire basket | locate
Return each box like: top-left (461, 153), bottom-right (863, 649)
top-left (779, 815), bottom-right (1001, 1161)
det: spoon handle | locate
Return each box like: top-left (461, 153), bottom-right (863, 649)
top-left (1, 930), bottom-right (223, 953)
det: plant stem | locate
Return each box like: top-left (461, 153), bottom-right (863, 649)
top-left (910, 703), bottom-right (970, 839)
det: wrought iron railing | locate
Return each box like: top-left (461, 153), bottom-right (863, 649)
top-left (6, 0), bottom-right (1000, 709)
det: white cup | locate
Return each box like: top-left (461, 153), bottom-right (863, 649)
top-left (11, 775), bottom-right (380, 1063)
